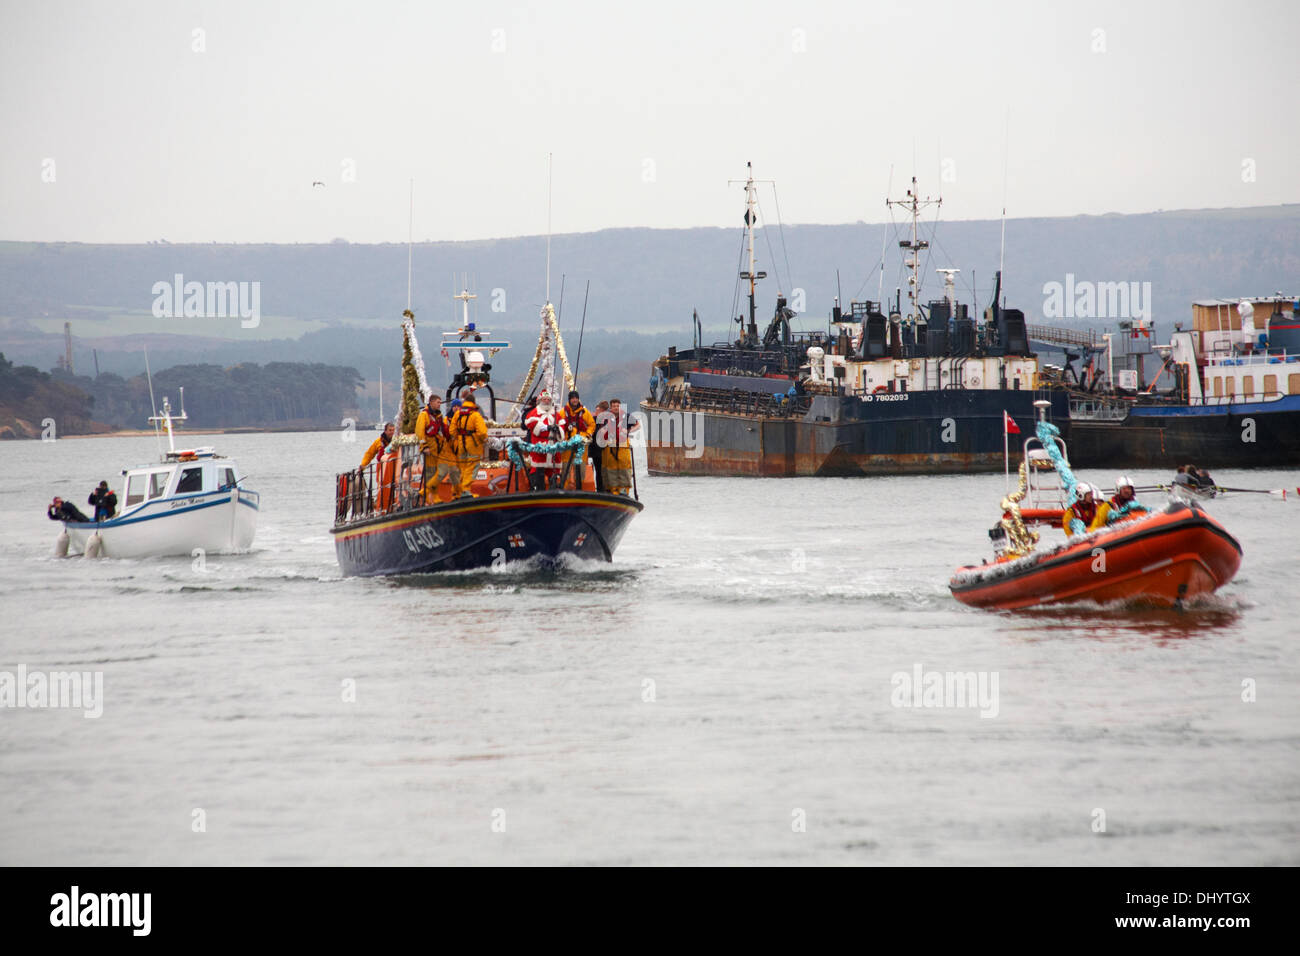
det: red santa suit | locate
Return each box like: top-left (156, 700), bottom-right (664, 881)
top-left (524, 400), bottom-right (567, 471)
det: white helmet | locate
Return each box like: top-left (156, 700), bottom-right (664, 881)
top-left (1074, 482), bottom-right (1094, 499)
top-left (1114, 475), bottom-right (1134, 491)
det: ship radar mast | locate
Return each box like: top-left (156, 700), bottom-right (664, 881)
top-left (887, 175), bottom-right (942, 328)
top-left (731, 162), bottom-right (769, 347)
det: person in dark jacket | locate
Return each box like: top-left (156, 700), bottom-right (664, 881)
top-left (88, 481), bottom-right (117, 520)
top-left (590, 400), bottom-right (610, 492)
top-left (48, 497), bottom-right (90, 522)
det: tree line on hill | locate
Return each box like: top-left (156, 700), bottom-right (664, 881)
top-left (0, 353), bottom-right (363, 437)
top-left (0, 352), bottom-right (97, 438)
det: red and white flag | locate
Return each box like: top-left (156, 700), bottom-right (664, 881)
top-left (1004, 411), bottom-right (1021, 435)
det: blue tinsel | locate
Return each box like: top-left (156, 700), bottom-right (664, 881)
top-left (1036, 419), bottom-right (1080, 502)
top-left (504, 435), bottom-right (587, 470)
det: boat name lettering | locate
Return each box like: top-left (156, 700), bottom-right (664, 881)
top-left (864, 393), bottom-right (910, 403)
top-left (403, 525), bottom-right (445, 553)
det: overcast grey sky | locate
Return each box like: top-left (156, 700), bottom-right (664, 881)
top-left (2, 0), bottom-right (1296, 244)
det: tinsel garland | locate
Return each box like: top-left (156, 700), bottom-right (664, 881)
top-left (998, 460), bottom-right (1040, 557)
top-left (504, 435), bottom-right (587, 470)
top-left (1036, 419), bottom-right (1080, 500)
top-left (1107, 499), bottom-right (1146, 519)
top-left (401, 309), bottom-right (433, 404)
top-left (510, 303), bottom-right (575, 424)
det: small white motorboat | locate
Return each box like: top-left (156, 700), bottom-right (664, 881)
top-left (57, 392), bottom-right (259, 559)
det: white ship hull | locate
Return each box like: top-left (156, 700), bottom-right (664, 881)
top-left (64, 489), bottom-right (259, 559)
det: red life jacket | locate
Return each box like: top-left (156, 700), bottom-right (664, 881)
top-left (1074, 499), bottom-right (1097, 525)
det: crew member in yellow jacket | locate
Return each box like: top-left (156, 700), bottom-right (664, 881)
top-left (450, 389), bottom-right (488, 498)
top-left (1061, 482), bottom-right (1111, 537)
top-left (360, 422), bottom-right (395, 469)
top-left (414, 394), bottom-right (458, 502)
top-left (562, 390), bottom-right (595, 489)
top-left (597, 398), bottom-right (639, 496)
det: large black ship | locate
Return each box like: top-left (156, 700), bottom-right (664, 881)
top-left (641, 165), bottom-right (1068, 476)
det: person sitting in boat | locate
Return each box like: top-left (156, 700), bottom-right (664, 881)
top-left (360, 422), bottom-right (395, 470)
top-left (450, 388), bottom-right (488, 498)
top-left (523, 391), bottom-right (568, 490)
top-left (48, 496), bottom-right (90, 522)
top-left (561, 390), bottom-right (595, 489)
top-left (1061, 483), bottom-right (1110, 537)
top-left (88, 480), bottom-right (117, 521)
top-left (597, 398), bottom-right (639, 496)
top-left (1190, 466), bottom-right (1217, 491)
top-left (1107, 475), bottom-right (1147, 521)
top-left (415, 394), bottom-right (458, 503)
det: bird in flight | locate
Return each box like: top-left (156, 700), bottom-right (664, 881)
top-left (312, 181), bottom-right (325, 187)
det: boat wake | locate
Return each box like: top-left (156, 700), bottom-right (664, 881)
top-left (996, 591), bottom-right (1245, 638)
top-left (384, 553), bottom-right (642, 591)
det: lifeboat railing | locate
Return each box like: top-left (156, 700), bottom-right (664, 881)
top-left (1021, 432), bottom-right (1071, 510)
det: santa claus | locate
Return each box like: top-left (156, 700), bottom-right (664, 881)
top-left (523, 391), bottom-right (568, 489)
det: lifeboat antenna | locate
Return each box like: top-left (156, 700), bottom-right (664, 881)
top-left (406, 179), bottom-right (414, 311)
top-left (546, 153), bottom-right (552, 304)
top-left (455, 285), bottom-right (477, 328)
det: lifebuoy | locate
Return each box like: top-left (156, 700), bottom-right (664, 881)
top-left (872, 385), bottom-right (887, 394)
top-left (335, 473), bottom-right (350, 520)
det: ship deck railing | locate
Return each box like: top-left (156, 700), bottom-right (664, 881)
top-left (1186, 388), bottom-right (1289, 407)
top-left (654, 383), bottom-right (811, 418)
top-left (1068, 395), bottom-right (1131, 421)
top-left (1204, 350), bottom-right (1298, 368)
top-left (1026, 324), bottom-right (1104, 351)
top-left (334, 436), bottom-right (639, 525)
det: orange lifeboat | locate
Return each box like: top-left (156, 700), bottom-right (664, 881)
top-left (949, 501), bottom-right (1242, 609)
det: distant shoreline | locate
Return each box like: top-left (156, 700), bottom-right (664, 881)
top-left (50, 424), bottom-right (358, 440)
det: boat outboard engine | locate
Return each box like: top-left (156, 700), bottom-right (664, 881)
top-left (988, 523), bottom-right (1008, 559)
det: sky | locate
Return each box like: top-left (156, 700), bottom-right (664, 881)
top-left (2, 0), bottom-right (1297, 244)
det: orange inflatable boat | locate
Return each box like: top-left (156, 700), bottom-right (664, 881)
top-left (950, 499), bottom-right (1242, 609)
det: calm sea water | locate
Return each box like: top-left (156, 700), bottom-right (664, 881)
top-left (1, 430), bottom-right (1297, 865)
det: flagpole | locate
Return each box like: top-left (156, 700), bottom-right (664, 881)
top-left (1004, 411), bottom-right (1010, 492)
